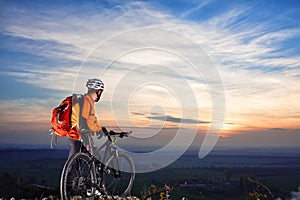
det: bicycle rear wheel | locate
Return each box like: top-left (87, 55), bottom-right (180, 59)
top-left (103, 153), bottom-right (135, 197)
top-left (60, 152), bottom-right (96, 200)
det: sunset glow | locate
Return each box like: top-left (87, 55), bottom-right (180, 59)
top-left (0, 0), bottom-right (299, 148)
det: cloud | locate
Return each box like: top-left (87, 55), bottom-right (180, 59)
top-left (0, 0), bottom-right (300, 142)
top-left (2, 1), bottom-right (300, 78)
top-left (179, 0), bottom-right (213, 19)
top-left (218, 129), bottom-right (300, 147)
top-left (131, 112), bottom-right (145, 116)
top-left (132, 110), bottom-right (211, 125)
top-left (147, 115), bottom-right (210, 125)
top-left (0, 98), bottom-right (55, 131)
top-left (268, 128), bottom-right (287, 131)
top-left (0, 74), bottom-right (64, 100)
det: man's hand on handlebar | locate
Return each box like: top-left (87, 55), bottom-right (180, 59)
top-left (101, 127), bottom-right (117, 136)
top-left (102, 127), bottom-right (109, 135)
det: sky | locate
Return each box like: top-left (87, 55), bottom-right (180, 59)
top-left (0, 0), bottom-right (300, 149)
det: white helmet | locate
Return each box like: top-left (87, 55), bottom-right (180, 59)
top-left (86, 78), bottom-right (104, 90)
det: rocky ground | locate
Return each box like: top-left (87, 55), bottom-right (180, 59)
top-left (2, 196), bottom-right (141, 200)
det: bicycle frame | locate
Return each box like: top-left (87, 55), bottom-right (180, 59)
top-left (82, 133), bottom-right (123, 180)
top-left (85, 135), bottom-right (119, 163)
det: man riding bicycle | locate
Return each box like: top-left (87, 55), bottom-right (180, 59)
top-left (68, 78), bottom-right (105, 159)
top-left (60, 78), bottom-right (135, 199)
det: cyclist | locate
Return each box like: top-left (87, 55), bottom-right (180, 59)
top-left (68, 78), bottom-right (104, 159)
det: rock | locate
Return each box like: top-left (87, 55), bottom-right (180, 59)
top-left (40, 195), bottom-right (140, 200)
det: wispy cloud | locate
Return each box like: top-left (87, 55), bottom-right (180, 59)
top-left (131, 112), bottom-right (210, 125)
top-left (0, 0), bottom-right (300, 144)
top-left (0, 98), bottom-right (53, 129)
top-left (268, 128), bottom-right (287, 131)
top-left (179, 0), bottom-right (213, 19)
top-left (148, 115), bottom-right (210, 124)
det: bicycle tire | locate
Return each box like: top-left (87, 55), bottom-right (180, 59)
top-left (60, 152), bottom-right (96, 200)
top-left (103, 153), bottom-right (135, 197)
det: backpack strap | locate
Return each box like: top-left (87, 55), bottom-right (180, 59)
top-left (71, 94), bottom-right (86, 132)
top-left (78, 94), bottom-right (84, 129)
top-left (49, 129), bottom-right (58, 149)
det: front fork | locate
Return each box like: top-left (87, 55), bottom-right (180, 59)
top-left (111, 148), bottom-right (122, 178)
top-left (101, 148), bottom-right (122, 180)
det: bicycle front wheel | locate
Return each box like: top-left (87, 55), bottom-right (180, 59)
top-left (60, 152), bottom-right (96, 200)
top-left (103, 153), bottom-right (135, 197)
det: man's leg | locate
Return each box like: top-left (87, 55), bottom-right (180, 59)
top-left (68, 138), bottom-right (82, 159)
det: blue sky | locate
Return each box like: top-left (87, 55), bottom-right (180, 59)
top-left (0, 0), bottom-right (300, 148)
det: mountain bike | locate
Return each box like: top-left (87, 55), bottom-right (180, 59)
top-left (60, 129), bottom-right (135, 199)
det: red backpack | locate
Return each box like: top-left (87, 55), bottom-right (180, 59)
top-left (50, 94), bottom-right (83, 141)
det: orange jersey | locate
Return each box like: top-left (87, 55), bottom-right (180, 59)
top-left (81, 94), bottom-right (101, 132)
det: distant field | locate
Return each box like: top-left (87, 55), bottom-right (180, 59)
top-left (0, 148), bottom-right (299, 199)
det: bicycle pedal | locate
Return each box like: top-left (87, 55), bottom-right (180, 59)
top-left (86, 189), bottom-right (92, 196)
top-left (86, 189), bottom-right (102, 196)
top-left (95, 189), bottom-right (102, 196)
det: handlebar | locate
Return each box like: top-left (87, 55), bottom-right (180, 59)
top-left (96, 127), bottom-right (132, 141)
top-left (108, 130), bottom-right (132, 138)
